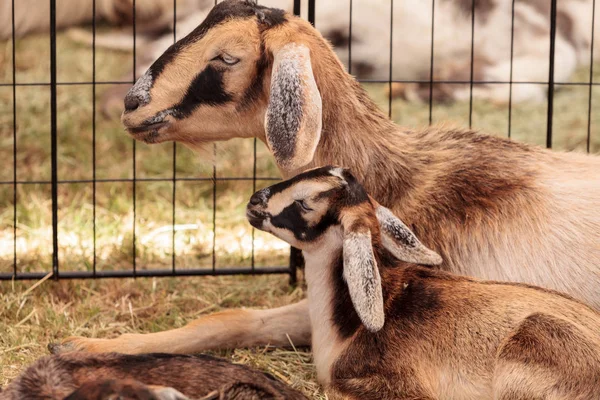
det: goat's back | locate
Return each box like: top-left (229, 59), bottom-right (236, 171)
top-left (331, 265), bottom-right (600, 399)
top-left (392, 127), bottom-right (600, 308)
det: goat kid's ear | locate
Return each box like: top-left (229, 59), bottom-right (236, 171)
top-left (375, 205), bottom-right (443, 266)
top-left (265, 43), bottom-right (322, 172)
top-left (342, 218), bottom-right (385, 332)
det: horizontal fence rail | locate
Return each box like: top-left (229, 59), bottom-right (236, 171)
top-left (2, 0), bottom-right (596, 281)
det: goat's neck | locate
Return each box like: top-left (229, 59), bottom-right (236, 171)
top-left (302, 229), bottom-right (347, 385)
top-left (308, 49), bottom-right (418, 206)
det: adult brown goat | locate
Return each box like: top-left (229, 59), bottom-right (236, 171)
top-left (52, 0), bottom-right (600, 355)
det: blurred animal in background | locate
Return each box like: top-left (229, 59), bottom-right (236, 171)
top-left (2, 0), bottom-right (599, 110)
top-left (0, 0), bottom-right (205, 39)
top-left (0, 352), bottom-right (307, 400)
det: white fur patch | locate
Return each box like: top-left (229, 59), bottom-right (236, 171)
top-left (155, 387), bottom-right (189, 400)
top-left (343, 231), bottom-right (384, 332)
top-left (328, 167), bottom-right (347, 183)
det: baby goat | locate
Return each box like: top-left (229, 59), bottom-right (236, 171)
top-left (247, 166), bottom-right (600, 400)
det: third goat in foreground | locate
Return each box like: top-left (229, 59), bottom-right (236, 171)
top-left (247, 166), bottom-right (600, 400)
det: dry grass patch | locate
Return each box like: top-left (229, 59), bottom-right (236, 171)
top-left (0, 275), bottom-right (324, 399)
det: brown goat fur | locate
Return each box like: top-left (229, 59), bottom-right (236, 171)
top-left (246, 166), bottom-right (600, 400)
top-left (53, 0), bottom-right (600, 357)
top-left (0, 352), bottom-right (307, 400)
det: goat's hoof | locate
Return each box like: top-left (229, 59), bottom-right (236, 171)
top-left (48, 336), bottom-right (98, 354)
top-left (48, 341), bottom-right (74, 354)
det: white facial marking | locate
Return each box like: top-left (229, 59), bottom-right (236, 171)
top-left (328, 167), bottom-right (347, 184)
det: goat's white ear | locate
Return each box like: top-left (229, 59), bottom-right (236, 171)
top-left (343, 228), bottom-right (385, 332)
top-left (265, 43), bottom-right (322, 172)
top-left (376, 206), bottom-right (442, 266)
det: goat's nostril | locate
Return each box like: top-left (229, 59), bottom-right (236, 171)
top-left (124, 95), bottom-right (141, 112)
top-left (249, 195), bottom-right (262, 206)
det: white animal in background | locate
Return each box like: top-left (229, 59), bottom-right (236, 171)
top-left (3, 0), bottom-right (598, 105)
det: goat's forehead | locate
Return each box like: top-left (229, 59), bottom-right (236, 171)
top-left (264, 180), bottom-right (336, 213)
top-left (149, 1), bottom-right (286, 76)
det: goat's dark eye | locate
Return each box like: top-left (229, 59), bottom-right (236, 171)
top-left (295, 199), bottom-right (312, 211)
top-left (212, 54), bottom-right (240, 66)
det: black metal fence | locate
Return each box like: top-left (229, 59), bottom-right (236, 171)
top-left (1, 0), bottom-right (597, 281)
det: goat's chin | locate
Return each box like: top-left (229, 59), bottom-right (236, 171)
top-left (126, 129), bottom-right (166, 144)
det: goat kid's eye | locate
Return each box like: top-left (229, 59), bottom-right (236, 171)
top-left (295, 199), bottom-right (313, 212)
top-left (212, 54), bottom-right (240, 66)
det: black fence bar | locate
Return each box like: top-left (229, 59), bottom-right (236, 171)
top-left (132, 0), bottom-right (138, 277)
top-left (588, 0), bottom-right (597, 153)
top-left (546, 0), bottom-right (558, 149)
top-left (172, 0), bottom-right (178, 274)
top-left (0, 267), bottom-right (291, 281)
top-left (507, 0), bottom-right (516, 138)
top-left (11, 0), bottom-right (17, 277)
top-left (0, 177), bottom-right (281, 186)
top-left (92, 0), bottom-right (97, 277)
top-left (468, 0), bottom-right (476, 128)
top-left (348, 0), bottom-right (353, 75)
top-left (50, 0), bottom-right (60, 279)
top-left (428, 0), bottom-right (436, 125)
top-left (388, 0), bottom-right (393, 118)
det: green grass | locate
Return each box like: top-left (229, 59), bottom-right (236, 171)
top-left (0, 29), bottom-right (598, 397)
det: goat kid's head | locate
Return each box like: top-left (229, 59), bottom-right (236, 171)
top-left (247, 166), bottom-right (442, 331)
top-left (121, 0), bottom-right (323, 172)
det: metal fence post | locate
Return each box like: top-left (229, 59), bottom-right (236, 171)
top-left (546, 0), bottom-right (558, 149)
top-left (50, 0), bottom-right (59, 279)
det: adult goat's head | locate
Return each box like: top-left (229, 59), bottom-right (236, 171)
top-left (122, 0), bottom-right (325, 172)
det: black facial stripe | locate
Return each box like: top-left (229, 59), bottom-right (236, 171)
top-left (148, 0), bottom-right (286, 82)
top-left (270, 204), bottom-right (338, 242)
top-left (171, 65), bottom-right (232, 119)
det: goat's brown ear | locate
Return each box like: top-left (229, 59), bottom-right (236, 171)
top-left (341, 215), bottom-right (385, 332)
top-left (375, 205), bottom-right (442, 266)
top-left (265, 43), bottom-right (322, 172)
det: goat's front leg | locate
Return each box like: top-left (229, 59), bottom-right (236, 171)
top-left (50, 300), bottom-right (311, 354)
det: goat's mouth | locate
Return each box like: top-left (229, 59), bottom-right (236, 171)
top-left (124, 120), bottom-right (170, 143)
top-left (246, 209), bottom-right (267, 229)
